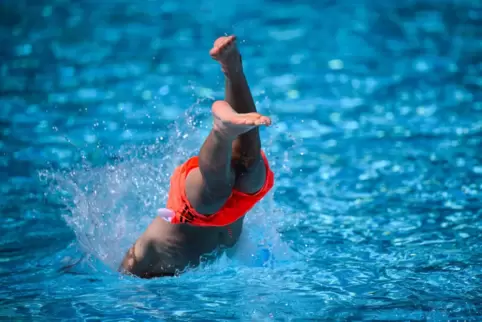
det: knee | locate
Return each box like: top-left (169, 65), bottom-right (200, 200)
top-left (234, 153), bottom-right (263, 174)
top-left (233, 158), bottom-right (266, 194)
top-left (231, 137), bottom-right (261, 168)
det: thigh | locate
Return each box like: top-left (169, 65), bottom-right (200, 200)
top-left (185, 168), bottom-right (234, 215)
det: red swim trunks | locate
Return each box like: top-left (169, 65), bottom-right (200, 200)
top-left (166, 151), bottom-right (274, 227)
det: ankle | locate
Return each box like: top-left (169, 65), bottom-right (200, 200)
top-left (212, 127), bottom-right (236, 142)
top-left (221, 54), bottom-right (243, 77)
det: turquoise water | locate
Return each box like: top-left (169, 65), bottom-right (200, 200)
top-left (2, 0), bottom-right (482, 320)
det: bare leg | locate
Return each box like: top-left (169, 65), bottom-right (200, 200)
top-left (185, 101), bottom-right (271, 215)
top-left (119, 37), bottom-right (272, 278)
top-left (120, 104), bottom-right (270, 277)
top-left (210, 36), bottom-right (266, 194)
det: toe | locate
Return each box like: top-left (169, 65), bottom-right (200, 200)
top-left (219, 35), bottom-right (236, 48)
top-left (261, 116), bottom-right (271, 125)
top-left (255, 116), bottom-right (271, 126)
top-left (254, 118), bottom-right (268, 126)
top-left (213, 36), bottom-right (228, 48)
top-left (213, 36), bottom-right (235, 49)
top-left (210, 35), bottom-right (236, 57)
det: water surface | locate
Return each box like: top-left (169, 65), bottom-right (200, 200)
top-left (1, 0), bottom-right (482, 320)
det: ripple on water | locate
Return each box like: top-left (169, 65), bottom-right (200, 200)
top-left (1, 0), bottom-right (482, 320)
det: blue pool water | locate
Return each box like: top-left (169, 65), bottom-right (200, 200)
top-left (1, 0), bottom-right (482, 320)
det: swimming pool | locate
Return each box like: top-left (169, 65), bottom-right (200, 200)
top-left (1, 0), bottom-right (481, 320)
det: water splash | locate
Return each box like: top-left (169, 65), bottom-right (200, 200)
top-left (44, 101), bottom-right (294, 273)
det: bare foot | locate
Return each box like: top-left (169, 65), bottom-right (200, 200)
top-left (212, 100), bottom-right (271, 138)
top-left (209, 35), bottom-right (241, 74)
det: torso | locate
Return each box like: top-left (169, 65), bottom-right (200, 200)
top-left (142, 215), bottom-right (245, 275)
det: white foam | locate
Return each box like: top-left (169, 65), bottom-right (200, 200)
top-left (46, 102), bottom-right (295, 273)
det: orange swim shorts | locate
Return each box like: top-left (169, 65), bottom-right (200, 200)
top-left (166, 151), bottom-right (274, 227)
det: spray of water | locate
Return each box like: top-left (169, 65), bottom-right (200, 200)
top-left (45, 101), bottom-right (295, 274)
